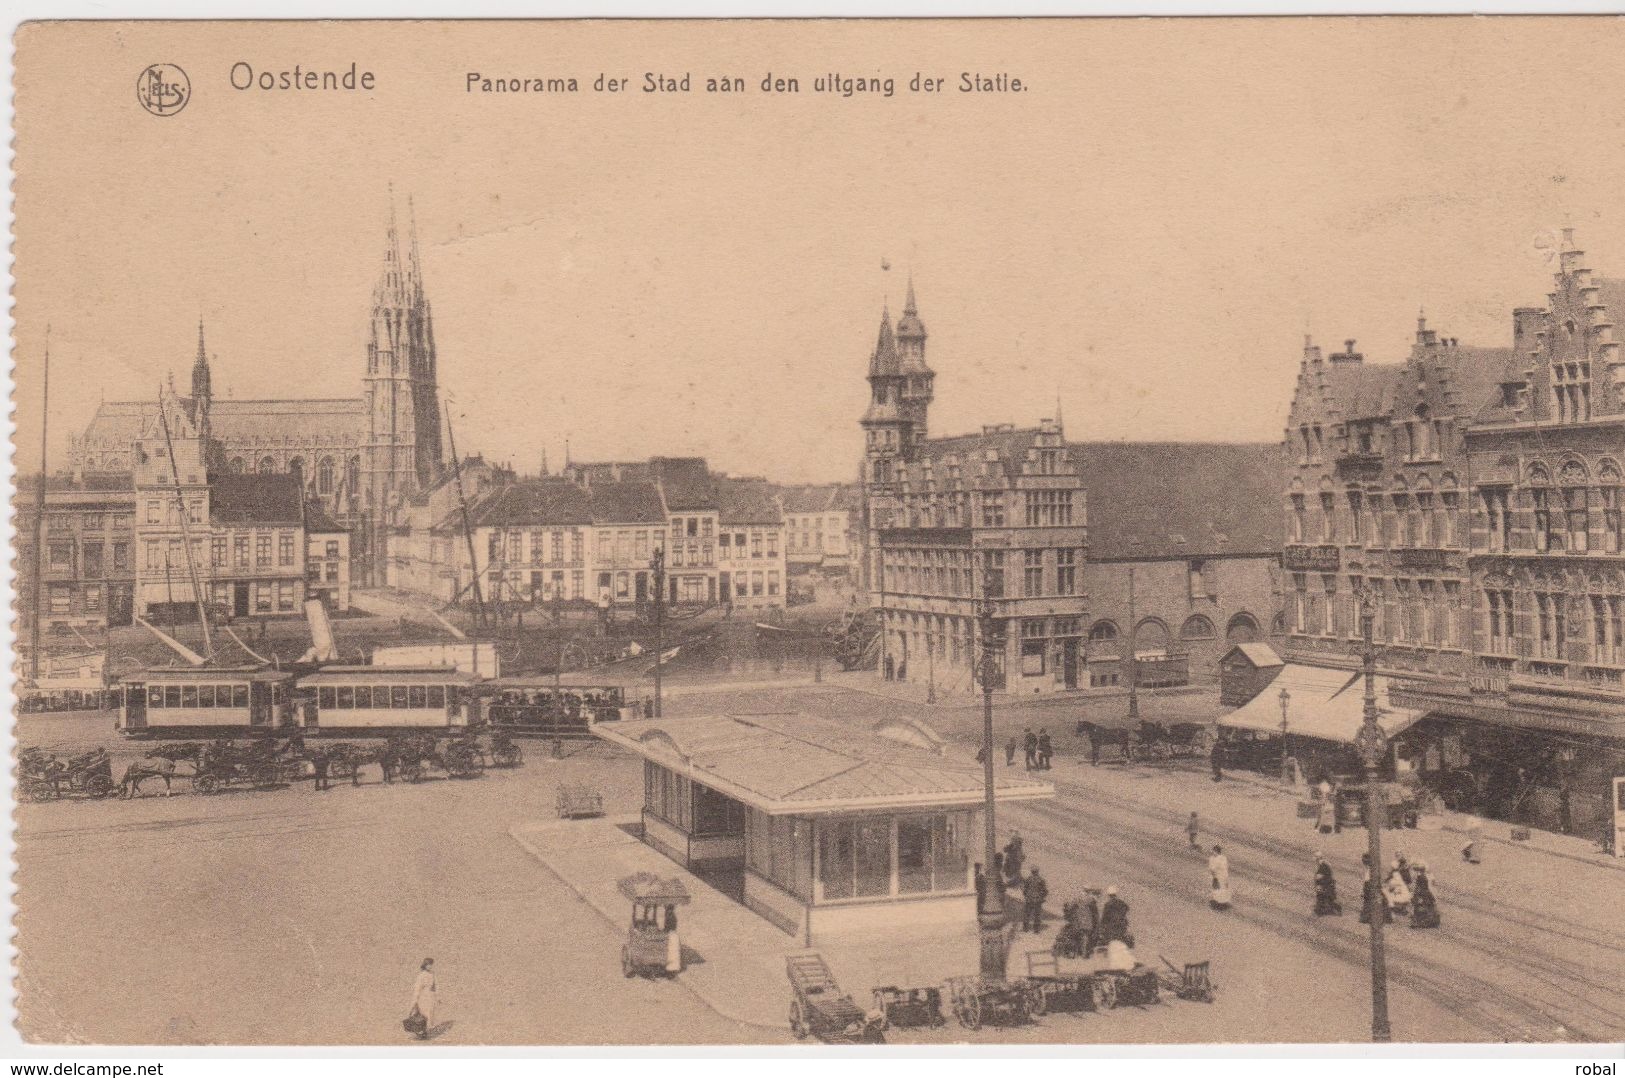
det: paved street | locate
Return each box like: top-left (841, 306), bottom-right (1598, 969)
top-left (16, 681), bottom-right (1625, 1045)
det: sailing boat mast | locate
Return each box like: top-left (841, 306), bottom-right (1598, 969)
top-left (28, 328), bottom-right (50, 681)
top-left (444, 403), bottom-right (488, 630)
top-left (156, 387), bottom-right (214, 657)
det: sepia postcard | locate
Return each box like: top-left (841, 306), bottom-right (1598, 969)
top-left (9, 16), bottom-right (1625, 1051)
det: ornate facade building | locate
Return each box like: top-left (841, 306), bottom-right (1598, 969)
top-left (70, 196), bottom-right (444, 583)
top-left (860, 283), bottom-right (1089, 693)
top-left (1282, 230), bottom-right (1625, 836)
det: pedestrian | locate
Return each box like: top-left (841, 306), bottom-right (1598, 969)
top-left (1187, 811), bottom-right (1200, 849)
top-left (1037, 729), bottom-right (1053, 770)
top-left (312, 749), bottom-right (330, 792)
top-left (1021, 867), bottom-right (1048, 932)
top-left (1359, 854), bottom-right (1390, 925)
top-left (664, 904), bottom-right (682, 973)
top-left (1210, 747), bottom-right (1224, 783)
top-left (1393, 853), bottom-right (1414, 888)
top-left (1313, 853), bottom-right (1342, 916)
top-left (1003, 832), bottom-right (1025, 883)
top-left (1383, 862), bottom-right (1412, 919)
top-left (1098, 886), bottom-right (1134, 968)
top-left (1409, 861), bottom-right (1440, 929)
top-left (1316, 792), bottom-right (1337, 835)
top-left (976, 743), bottom-right (989, 765)
top-left (1207, 844), bottom-right (1231, 910)
top-left (1023, 728), bottom-right (1038, 771)
top-left (1559, 785), bottom-right (1574, 836)
top-left (406, 958), bottom-right (436, 1040)
top-left (1004, 736), bottom-right (1017, 766)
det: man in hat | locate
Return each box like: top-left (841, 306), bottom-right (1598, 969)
top-left (1023, 728), bottom-right (1038, 771)
top-left (1021, 866), bottom-right (1048, 932)
top-left (1037, 729), bottom-right (1053, 770)
top-left (1313, 852), bottom-right (1341, 916)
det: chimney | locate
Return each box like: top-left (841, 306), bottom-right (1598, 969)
top-left (1303, 335), bottom-right (1323, 365)
top-left (1513, 307), bottom-right (1545, 350)
top-left (1330, 338), bottom-right (1363, 365)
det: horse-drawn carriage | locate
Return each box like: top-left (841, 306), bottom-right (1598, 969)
top-left (786, 952), bottom-right (885, 1043)
top-left (19, 747), bottom-right (117, 802)
top-left (192, 738), bottom-right (304, 794)
top-left (1132, 721), bottom-right (1211, 761)
top-left (1076, 721), bottom-right (1134, 765)
top-left (388, 733), bottom-right (486, 782)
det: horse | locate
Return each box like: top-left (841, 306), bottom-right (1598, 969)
top-left (119, 759), bottom-right (176, 798)
top-left (1076, 721), bottom-right (1134, 766)
top-left (145, 743), bottom-right (207, 774)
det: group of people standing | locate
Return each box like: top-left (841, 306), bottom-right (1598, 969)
top-left (1328, 851), bottom-right (1441, 929)
top-left (1002, 728), bottom-right (1054, 771)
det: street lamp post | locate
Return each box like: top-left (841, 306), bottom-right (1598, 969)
top-left (1126, 566), bottom-right (1139, 721)
top-left (1278, 687), bottom-right (1292, 785)
top-left (975, 559), bottom-right (1007, 981)
top-left (1353, 586), bottom-right (1393, 1043)
top-left (651, 546), bottom-right (666, 719)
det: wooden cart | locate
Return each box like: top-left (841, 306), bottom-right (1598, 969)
top-left (1158, 956), bottom-right (1217, 1003)
top-left (1021, 950), bottom-right (1120, 1014)
top-left (943, 975), bottom-right (1036, 1030)
top-left (871, 985), bottom-right (944, 1030)
top-left (785, 952), bottom-right (884, 1043)
top-left (556, 783), bottom-right (604, 819)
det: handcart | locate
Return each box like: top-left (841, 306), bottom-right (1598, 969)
top-left (786, 952), bottom-right (885, 1043)
top-left (556, 783), bottom-right (604, 819)
top-left (1021, 950), bottom-right (1119, 1015)
top-left (871, 985), bottom-right (944, 1030)
top-left (943, 975), bottom-right (1035, 1031)
top-left (1158, 956), bottom-right (1217, 1003)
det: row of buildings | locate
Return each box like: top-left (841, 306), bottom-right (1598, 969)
top-left (16, 392), bottom-right (351, 641)
top-left (384, 456), bottom-right (858, 613)
top-left (858, 283), bottom-right (1287, 696)
top-left (1277, 230), bottom-right (1625, 833)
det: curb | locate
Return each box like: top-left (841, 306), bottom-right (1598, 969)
top-left (507, 821), bottom-right (783, 1034)
top-left (1189, 764), bottom-right (1624, 874)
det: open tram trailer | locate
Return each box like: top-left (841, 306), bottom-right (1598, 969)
top-left (117, 666), bottom-right (296, 738)
top-left (294, 665), bottom-right (481, 736)
top-left (478, 679), bottom-right (631, 738)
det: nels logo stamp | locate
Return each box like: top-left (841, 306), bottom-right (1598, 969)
top-left (136, 63), bottom-right (190, 116)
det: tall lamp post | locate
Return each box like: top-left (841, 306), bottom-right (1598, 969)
top-left (975, 559), bottom-right (1007, 980)
top-left (1278, 687), bottom-right (1293, 785)
top-left (651, 546), bottom-right (666, 718)
top-left (1353, 585), bottom-right (1393, 1042)
top-left (1126, 566), bottom-right (1140, 721)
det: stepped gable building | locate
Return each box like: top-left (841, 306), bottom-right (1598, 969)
top-left (71, 194), bottom-right (445, 583)
top-left (860, 280), bottom-right (1088, 694)
top-left (779, 482), bottom-right (862, 580)
top-left (1069, 441), bottom-right (1286, 688)
top-left (1280, 228), bottom-right (1625, 838)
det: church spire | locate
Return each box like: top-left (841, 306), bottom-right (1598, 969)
top-left (868, 303), bottom-right (898, 377)
top-left (903, 273), bottom-right (918, 316)
top-left (406, 194), bottom-right (424, 302)
top-left (190, 318), bottom-right (212, 403)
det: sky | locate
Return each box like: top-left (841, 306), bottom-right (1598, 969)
top-left (14, 18), bottom-right (1625, 483)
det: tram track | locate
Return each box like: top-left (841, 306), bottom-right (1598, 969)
top-left (1011, 791), bottom-right (1620, 1042)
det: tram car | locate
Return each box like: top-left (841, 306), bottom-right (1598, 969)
top-left (117, 666), bottom-right (297, 738)
top-left (479, 679), bottom-right (634, 738)
top-left (295, 665), bottom-right (481, 736)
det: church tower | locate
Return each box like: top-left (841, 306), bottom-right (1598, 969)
top-left (190, 318), bottom-right (213, 458)
top-left (362, 192), bottom-right (444, 523)
top-left (893, 275), bottom-right (934, 443)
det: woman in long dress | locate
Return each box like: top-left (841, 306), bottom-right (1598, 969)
top-left (1313, 854), bottom-right (1341, 916)
top-left (410, 959), bottom-right (436, 1039)
top-left (1409, 863), bottom-right (1440, 929)
top-left (1382, 866), bottom-right (1412, 918)
top-left (663, 905), bottom-right (682, 974)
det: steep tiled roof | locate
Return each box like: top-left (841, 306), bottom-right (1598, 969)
top-left (779, 484), bottom-right (836, 514)
top-left (209, 474), bottom-right (304, 525)
top-left (305, 502), bottom-right (346, 534)
top-left (716, 478), bottom-right (782, 526)
top-left (906, 425), bottom-right (1057, 478)
top-left (588, 480), bottom-right (667, 525)
top-left (210, 399), bottom-right (364, 446)
top-left (1069, 441), bottom-right (1285, 560)
top-left (651, 457), bottom-right (716, 511)
top-left (469, 480), bottom-right (593, 528)
top-left (1322, 363), bottom-right (1404, 421)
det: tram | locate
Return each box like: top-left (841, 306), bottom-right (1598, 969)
top-left (117, 666), bottom-right (297, 738)
top-left (479, 679), bottom-right (635, 738)
top-left (294, 665), bottom-right (482, 736)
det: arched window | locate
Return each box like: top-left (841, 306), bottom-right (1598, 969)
top-left (1271, 612), bottom-right (1287, 635)
top-left (1087, 620), bottom-right (1119, 642)
top-left (258, 456), bottom-right (276, 475)
top-left (229, 457), bottom-right (245, 473)
top-left (317, 457), bottom-right (336, 496)
top-left (1135, 618), bottom-right (1171, 650)
top-left (346, 456), bottom-right (361, 497)
top-left (288, 457), bottom-right (305, 487)
top-left (1226, 612), bottom-right (1261, 644)
top-left (1180, 615), bottom-right (1216, 641)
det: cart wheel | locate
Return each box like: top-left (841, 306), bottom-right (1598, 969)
top-left (1090, 977), bottom-right (1118, 1011)
top-left (789, 999), bottom-right (809, 1040)
top-left (255, 767), bottom-right (278, 789)
top-left (22, 780), bottom-right (52, 803)
top-left (957, 994), bottom-right (982, 1030)
top-left (621, 945), bottom-right (634, 978)
top-left (1028, 986), bottom-right (1048, 1017)
top-left (195, 773), bottom-right (220, 795)
top-left (1199, 987), bottom-right (1215, 1004)
top-left (404, 762), bottom-right (424, 783)
top-left (87, 774), bottom-right (115, 799)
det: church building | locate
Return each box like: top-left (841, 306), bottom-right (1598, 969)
top-left (70, 195), bottom-right (446, 584)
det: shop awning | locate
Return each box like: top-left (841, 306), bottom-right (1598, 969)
top-left (1219, 663), bottom-right (1423, 744)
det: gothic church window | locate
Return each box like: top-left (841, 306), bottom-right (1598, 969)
top-left (258, 456), bottom-right (276, 474)
top-left (317, 457), bottom-right (336, 496)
